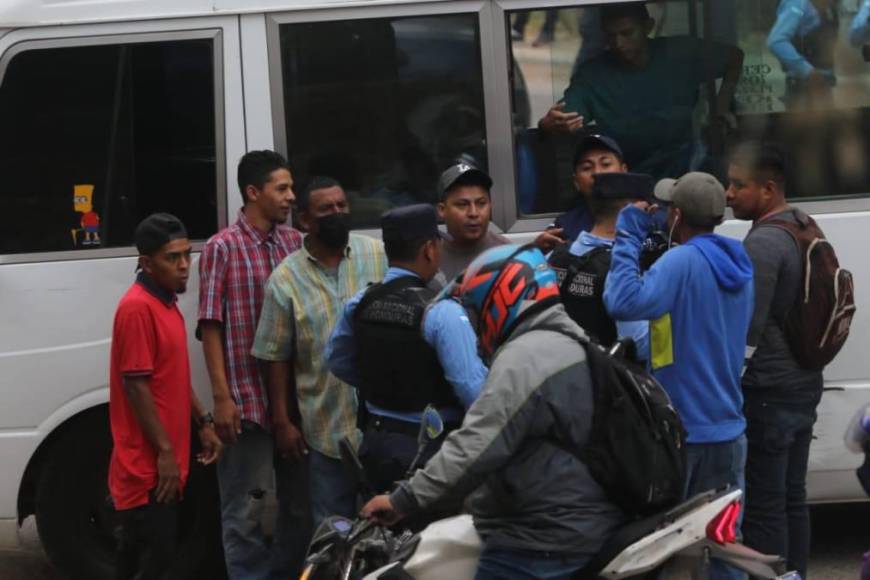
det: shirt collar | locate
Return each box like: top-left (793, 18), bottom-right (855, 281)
top-left (384, 266), bottom-right (422, 283)
top-left (302, 235), bottom-right (352, 265)
top-left (568, 231), bottom-right (614, 257)
top-left (136, 272), bottom-right (177, 306)
top-left (236, 208), bottom-right (276, 245)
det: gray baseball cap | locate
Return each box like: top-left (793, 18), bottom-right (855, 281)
top-left (654, 172), bottom-right (725, 228)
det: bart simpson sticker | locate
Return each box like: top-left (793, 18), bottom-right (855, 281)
top-left (72, 184), bottom-right (101, 247)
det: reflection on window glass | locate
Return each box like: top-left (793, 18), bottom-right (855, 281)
top-left (278, 15), bottom-right (487, 229)
top-left (509, 0), bottom-right (870, 219)
top-left (0, 40), bottom-right (218, 255)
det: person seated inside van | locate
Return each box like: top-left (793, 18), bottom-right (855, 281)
top-left (538, 3), bottom-right (743, 178)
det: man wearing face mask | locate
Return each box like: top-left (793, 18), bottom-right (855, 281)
top-left (603, 172), bottom-right (754, 580)
top-left (325, 204), bottom-right (487, 493)
top-left (252, 176), bottom-right (387, 526)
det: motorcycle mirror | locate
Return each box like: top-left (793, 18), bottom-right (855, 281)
top-left (421, 405), bottom-right (444, 443)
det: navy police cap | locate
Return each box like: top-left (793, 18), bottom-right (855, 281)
top-left (381, 203), bottom-right (444, 243)
top-left (573, 134), bottom-right (624, 168)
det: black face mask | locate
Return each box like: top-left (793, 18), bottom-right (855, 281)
top-left (315, 212), bottom-right (351, 249)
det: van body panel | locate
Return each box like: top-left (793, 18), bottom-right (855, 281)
top-left (0, 4), bottom-right (868, 564)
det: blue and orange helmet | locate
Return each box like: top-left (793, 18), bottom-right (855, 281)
top-left (453, 244), bottom-right (560, 358)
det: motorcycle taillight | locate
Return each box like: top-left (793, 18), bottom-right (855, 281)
top-left (706, 500), bottom-right (740, 545)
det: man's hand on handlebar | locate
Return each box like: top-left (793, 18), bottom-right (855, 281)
top-left (361, 495), bottom-right (405, 527)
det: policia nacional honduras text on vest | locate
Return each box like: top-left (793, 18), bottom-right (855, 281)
top-left (547, 172), bottom-right (658, 348)
top-left (352, 277), bottom-right (461, 413)
top-left (548, 239), bottom-right (667, 347)
top-left (549, 244), bottom-right (617, 346)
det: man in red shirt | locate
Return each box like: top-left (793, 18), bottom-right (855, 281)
top-left (109, 213), bottom-right (222, 580)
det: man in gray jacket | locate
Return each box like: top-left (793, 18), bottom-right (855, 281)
top-left (726, 143), bottom-right (823, 579)
top-left (362, 244), bottom-right (625, 579)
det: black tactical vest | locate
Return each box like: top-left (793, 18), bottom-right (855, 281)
top-left (548, 245), bottom-right (617, 346)
top-left (352, 276), bottom-right (460, 413)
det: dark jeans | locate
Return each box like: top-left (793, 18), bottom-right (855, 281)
top-left (115, 498), bottom-right (178, 580)
top-left (309, 449), bottom-right (358, 527)
top-left (512, 10), bottom-right (557, 36)
top-left (216, 421), bottom-right (312, 580)
top-left (743, 397), bottom-right (817, 579)
top-left (475, 546), bottom-right (591, 580)
top-left (684, 435), bottom-right (748, 580)
top-left (359, 419), bottom-right (444, 494)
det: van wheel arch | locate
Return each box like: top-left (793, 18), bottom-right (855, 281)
top-left (19, 405), bottom-right (226, 580)
top-left (17, 405), bottom-right (109, 523)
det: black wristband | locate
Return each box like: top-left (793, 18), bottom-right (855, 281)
top-left (198, 412), bottom-right (215, 428)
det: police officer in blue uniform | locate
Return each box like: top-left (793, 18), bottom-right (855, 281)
top-left (548, 172), bottom-right (654, 359)
top-left (326, 204), bottom-right (488, 492)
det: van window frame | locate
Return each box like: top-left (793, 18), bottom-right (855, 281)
top-left (265, 1), bottom-right (510, 234)
top-left (0, 28), bottom-right (227, 265)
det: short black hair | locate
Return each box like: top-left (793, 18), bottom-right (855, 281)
top-left (384, 236), bottom-right (436, 263)
top-left (601, 3), bottom-right (651, 26)
top-left (729, 142), bottom-right (788, 189)
top-left (590, 197), bottom-right (632, 222)
top-left (297, 176), bottom-right (343, 213)
top-left (237, 150), bottom-right (291, 204)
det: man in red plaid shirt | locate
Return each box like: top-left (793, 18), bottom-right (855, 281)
top-left (198, 150), bottom-right (309, 579)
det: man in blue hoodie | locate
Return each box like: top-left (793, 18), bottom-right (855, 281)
top-left (604, 172), bottom-right (754, 580)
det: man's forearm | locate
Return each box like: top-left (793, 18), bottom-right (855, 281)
top-left (200, 321), bottom-right (232, 403)
top-left (263, 360), bottom-right (299, 426)
top-left (190, 388), bottom-right (208, 425)
top-left (124, 376), bottom-right (173, 453)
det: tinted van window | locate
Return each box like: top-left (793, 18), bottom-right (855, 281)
top-left (277, 14), bottom-right (487, 228)
top-left (0, 38), bottom-right (218, 255)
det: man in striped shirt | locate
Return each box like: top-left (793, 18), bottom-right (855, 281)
top-left (198, 151), bottom-right (308, 579)
top-left (253, 176), bottom-right (387, 526)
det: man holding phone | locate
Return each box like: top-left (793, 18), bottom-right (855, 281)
top-left (109, 213), bottom-right (222, 580)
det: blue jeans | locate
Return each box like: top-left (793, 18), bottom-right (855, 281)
top-left (308, 448), bottom-right (357, 527)
top-left (742, 398), bottom-right (817, 580)
top-left (684, 435), bottom-right (748, 580)
top-left (475, 546), bottom-right (591, 580)
top-left (216, 421), bottom-right (312, 580)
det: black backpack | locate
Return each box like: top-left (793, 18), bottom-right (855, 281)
top-left (553, 328), bottom-right (687, 515)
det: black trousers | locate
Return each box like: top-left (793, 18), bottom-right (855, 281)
top-left (115, 498), bottom-right (179, 580)
top-left (359, 415), bottom-right (455, 494)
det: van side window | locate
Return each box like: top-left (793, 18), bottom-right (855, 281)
top-left (0, 39), bottom-right (218, 255)
top-left (509, 1), bottom-right (870, 217)
top-left (276, 15), bottom-right (487, 228)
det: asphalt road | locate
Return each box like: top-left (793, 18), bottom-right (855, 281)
top-left (2, 504), bottom-right (868, 579)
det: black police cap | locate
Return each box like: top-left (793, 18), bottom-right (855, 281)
top-left (381, 204), bottom-right (443, 243)
top-left (572, 134), bottom-right (624, 168)
top-left (591, 172), bottom-right (655, 201)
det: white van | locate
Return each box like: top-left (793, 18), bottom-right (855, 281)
top-left (1, 0), bottom-right (868, 577)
